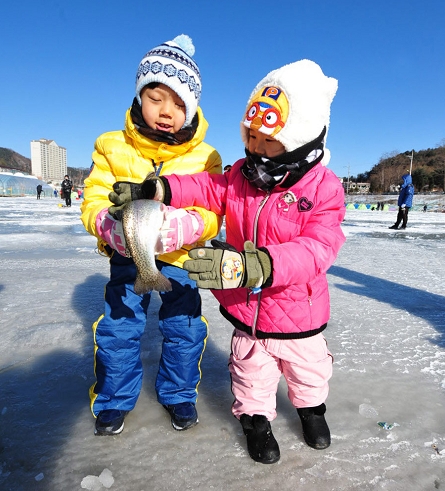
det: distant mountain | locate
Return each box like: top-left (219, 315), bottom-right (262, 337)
top-left (368, 145), bottom-right (445, 193)
top-left (0, 147), bottom-right (31, 173)
top-left (0, 147), bottom-right (90, 187)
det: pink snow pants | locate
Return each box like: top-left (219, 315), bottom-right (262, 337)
top-left (229, 330), bottom-right (333, 421)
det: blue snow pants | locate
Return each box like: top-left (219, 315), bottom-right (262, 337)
top-left (90, 250), bottom-right (208, 416)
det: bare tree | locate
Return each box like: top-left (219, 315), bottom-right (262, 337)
top-left (436, 138), bottom-right (445, 149)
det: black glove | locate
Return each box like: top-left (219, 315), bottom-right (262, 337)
top-left (183, 240), bottom-right (272, 290)
top-left (108, 172), bottom-right (165, 220)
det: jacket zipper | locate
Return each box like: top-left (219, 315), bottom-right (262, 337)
top-left (248, 192), bottom-right (270, 337)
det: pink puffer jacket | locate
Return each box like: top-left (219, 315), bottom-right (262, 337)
top-left (167, 158), bottom-right (346, 339)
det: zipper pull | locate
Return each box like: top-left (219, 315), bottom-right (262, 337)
top-left (246, 287), bottom-right (262, 306)
top-left (308, 296), bottom-right (312, 306)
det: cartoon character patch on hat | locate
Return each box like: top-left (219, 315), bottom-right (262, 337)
top-left (243, 86), bottom-right (289, 138)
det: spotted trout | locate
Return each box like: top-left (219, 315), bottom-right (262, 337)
top-left (122, 200), bottom-right (172, 294)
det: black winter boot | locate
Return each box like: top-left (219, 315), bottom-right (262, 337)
top-left (240, 414), bottom-right (280, 464)
top-left (297, 404), bottom-right (331, 449)
top-left (95, 409), bottom-right (128, 436)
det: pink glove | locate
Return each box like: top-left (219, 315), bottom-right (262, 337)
top-left (160, 206), bottom-right (204, 253)
top-left (96, 208), bottom-right (128, 256)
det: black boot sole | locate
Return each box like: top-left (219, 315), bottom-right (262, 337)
top-left (303, 437), bottom-right (331, 450)
top-left (248, 451), bottom-right (280, 464)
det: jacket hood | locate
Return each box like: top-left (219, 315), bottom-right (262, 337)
top-left (402, 174), bottom-right (412, 186)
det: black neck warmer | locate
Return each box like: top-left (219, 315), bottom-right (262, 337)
top-left (241, 127), bottom-right (326, 191)
top-left (130, 97), bottom-right (198, 145)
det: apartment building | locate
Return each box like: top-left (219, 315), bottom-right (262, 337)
top-left (30, 139), bottom-right (67, 181)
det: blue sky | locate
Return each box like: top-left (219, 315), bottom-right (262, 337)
top-left (1, 0), bottom-right (444, 179)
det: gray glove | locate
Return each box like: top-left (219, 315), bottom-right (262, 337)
top-left (183, 240), bottom-right (272, 290)
top-left (108, 172), bottom-right (165, 220)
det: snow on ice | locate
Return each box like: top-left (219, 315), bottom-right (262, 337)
top-left (1, 196), bottom-right (445, 490)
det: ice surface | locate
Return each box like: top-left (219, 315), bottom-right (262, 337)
top-left (359, 403), bottom-right (379, 419)
top-left (1, 196), bottom-right (445, 490)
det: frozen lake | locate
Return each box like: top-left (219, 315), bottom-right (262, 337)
top-left (1, 196), bottom-right (445, 490)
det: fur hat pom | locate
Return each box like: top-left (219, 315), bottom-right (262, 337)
top-left (135, 34), bottom-right (201, 127)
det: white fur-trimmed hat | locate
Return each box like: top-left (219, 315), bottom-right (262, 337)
top-left (135, 34), bottom-right (201, 127)
top-left (241, 59), bottom-right (338, 165)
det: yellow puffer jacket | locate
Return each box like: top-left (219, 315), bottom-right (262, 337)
top-left (80, 106), bottom-right (222, 267)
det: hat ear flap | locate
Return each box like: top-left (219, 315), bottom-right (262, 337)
top-left (326, 77), bottom-right (338, 103)
top-left (320, 76), bottom-right (338, 166)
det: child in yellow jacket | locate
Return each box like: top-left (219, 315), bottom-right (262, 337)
top-left (81, 34), bottom-right (221, 436)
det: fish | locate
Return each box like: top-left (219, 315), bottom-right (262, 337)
top-left (122, 200), bottom-right (172, 294)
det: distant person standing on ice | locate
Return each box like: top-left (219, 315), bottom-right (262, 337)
top-left (389, 172), bottom-right (414, 229)
top-left (61, 175), bottom-right (73, 207)
top-left (36, 184), bottom-right (42, 199)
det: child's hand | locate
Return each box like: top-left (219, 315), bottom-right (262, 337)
top-left (184, 240), bottom-right (271, 290)
top-left (96, 209), bottom-right (129, 257)
top-left (108, 181), bottom-right (143, 219)
top-left (160, 207), bottom-right (204, 253)
top-left (108, 173), bottom-right (166, 219)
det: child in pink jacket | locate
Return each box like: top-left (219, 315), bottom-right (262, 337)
top-left (109, 59), bottom-right (345, 464)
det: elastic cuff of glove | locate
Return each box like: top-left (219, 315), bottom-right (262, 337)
top-left (160, 177), bottom-right (172, 205)
top-left (257, 248), bottom-right (273, 287)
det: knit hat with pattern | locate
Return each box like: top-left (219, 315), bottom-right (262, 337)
top-left (135, 34), bottom-right (201, 127)
top-left (241, 59), bottom-right (338, 165)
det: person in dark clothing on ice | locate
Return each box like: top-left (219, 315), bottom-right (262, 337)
top-left (61, 175), bottom-right (73, 207)
top-left (389, 172), bottom-right (414, 230)
top-left (36, 184), bottom-right (43, 199)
